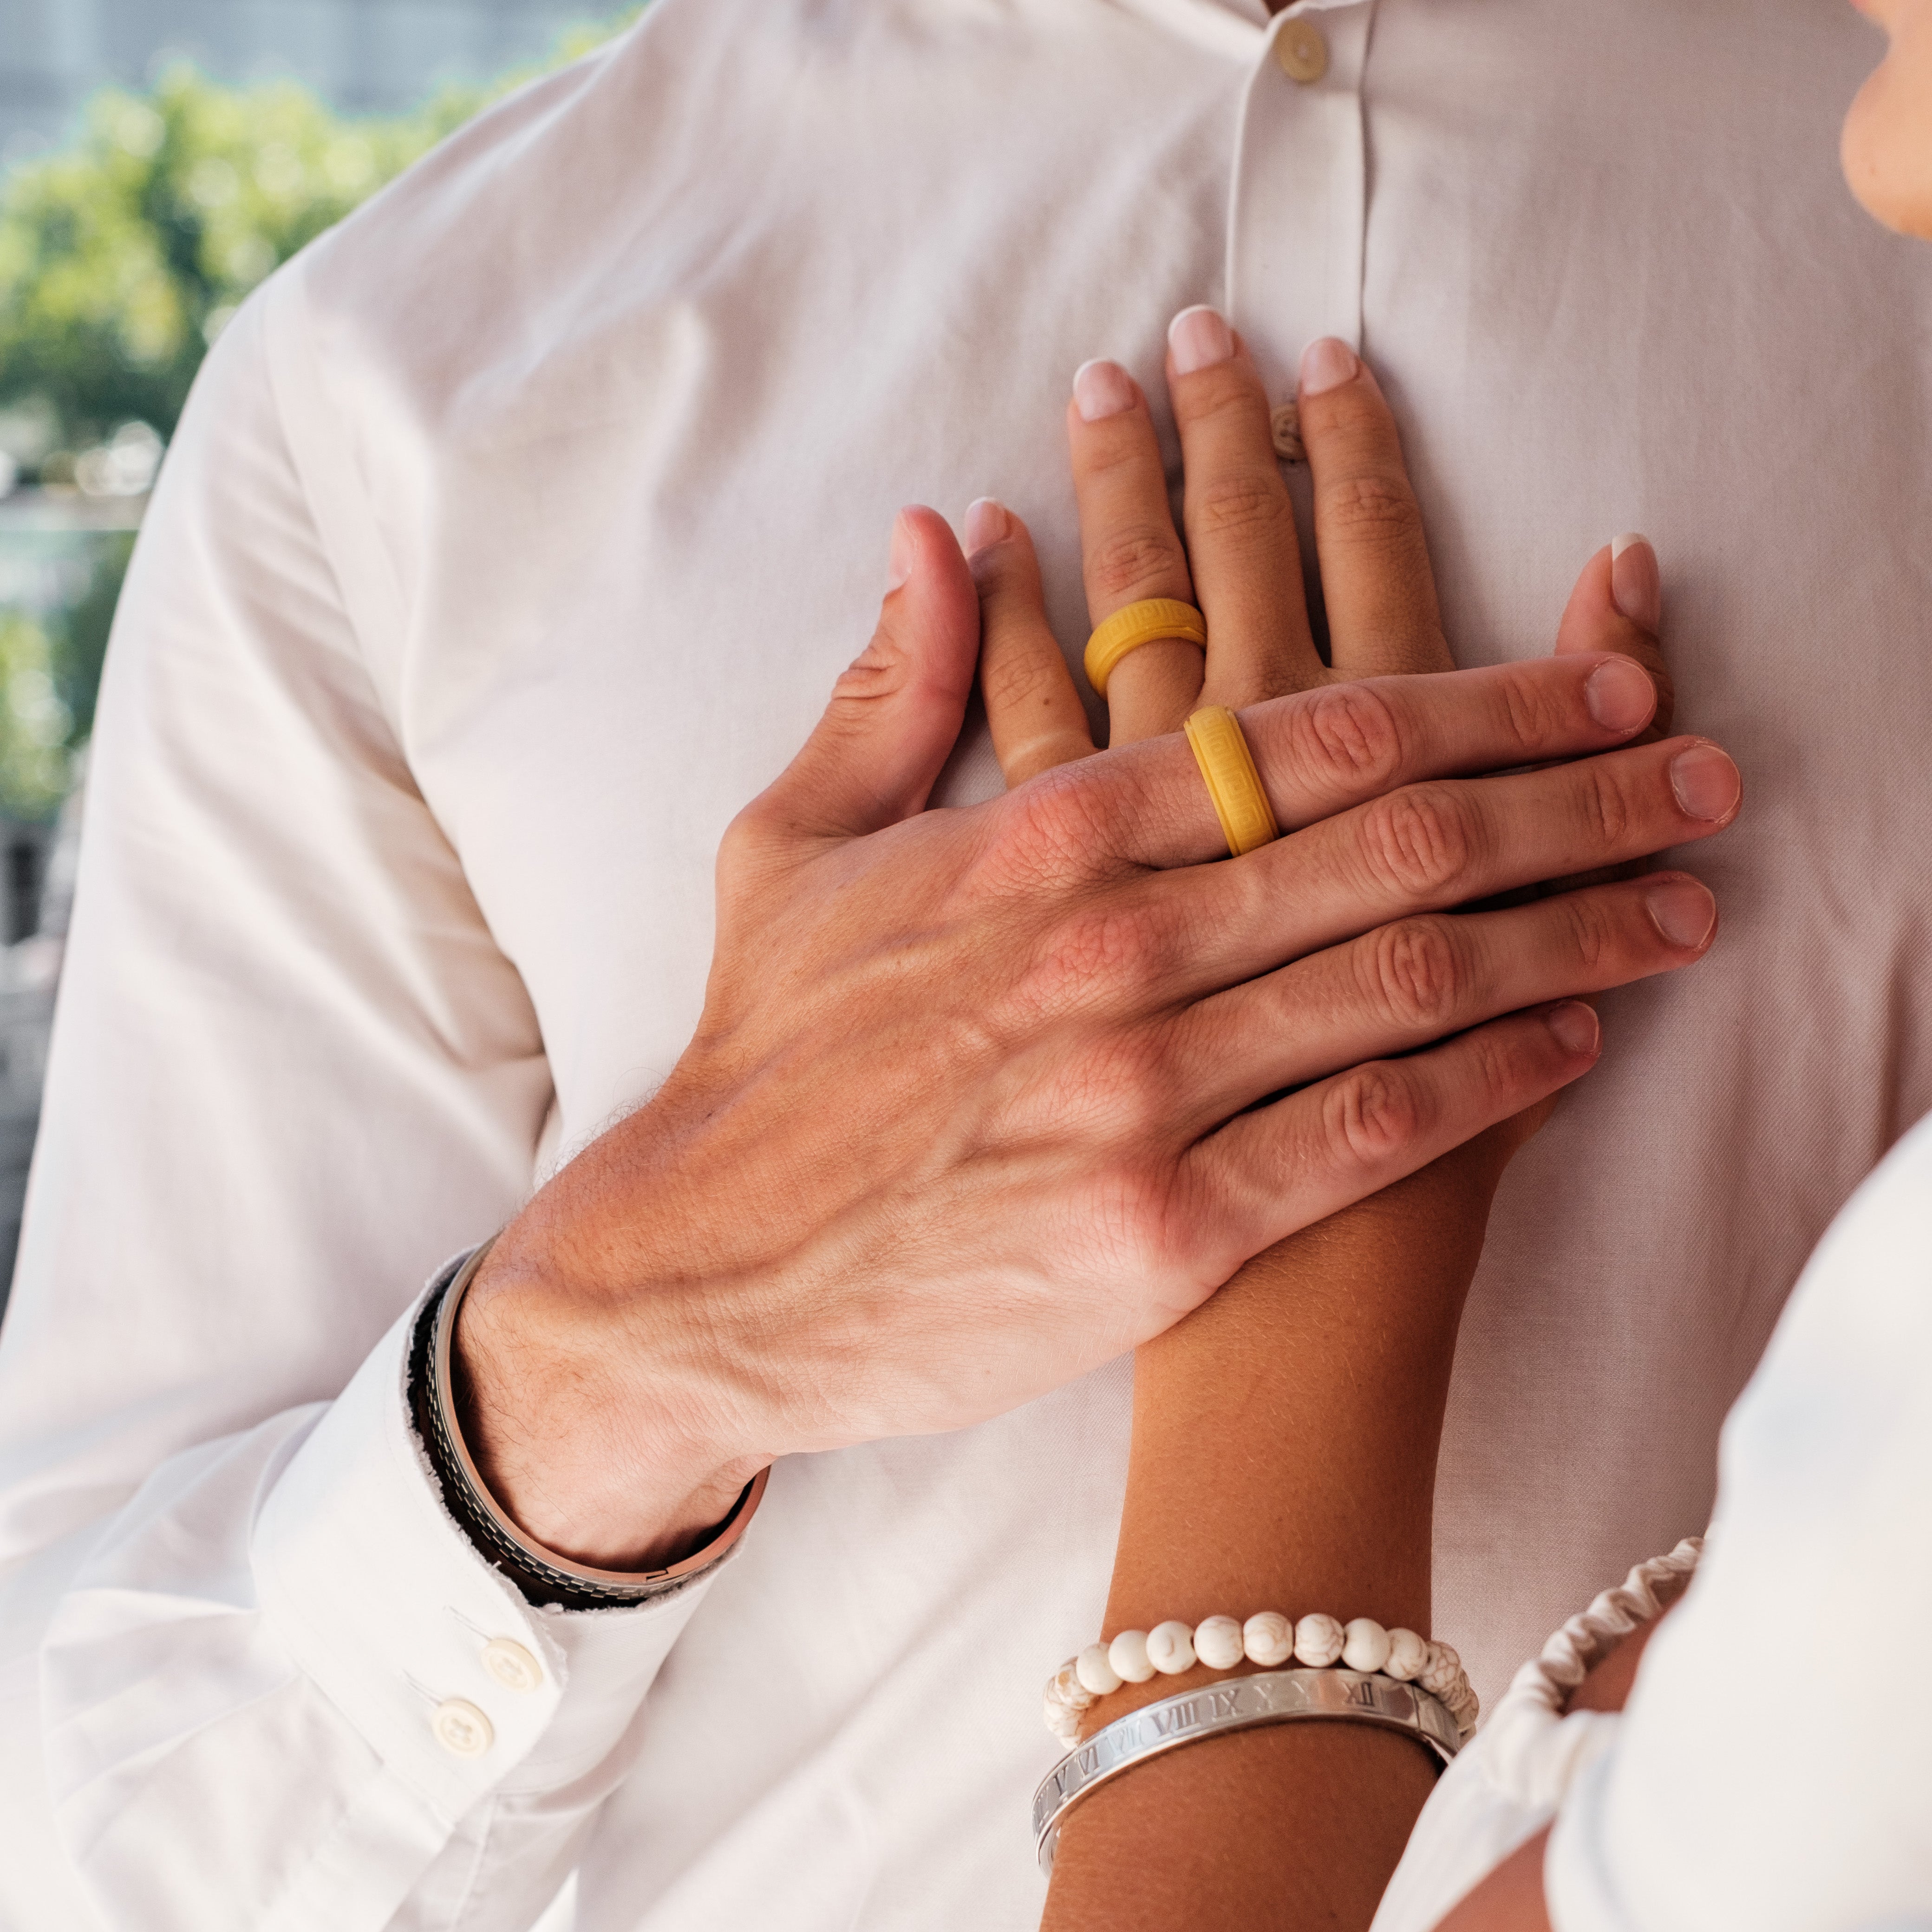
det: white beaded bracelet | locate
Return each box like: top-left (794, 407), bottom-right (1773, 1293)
top-left (1044, 1612), bottom-right (1477, 1747)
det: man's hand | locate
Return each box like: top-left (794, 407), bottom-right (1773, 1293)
top-left (454, 504), bottom-right (1736, 1574)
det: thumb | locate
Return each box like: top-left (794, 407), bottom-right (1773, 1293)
top-left (761, 506), bottom-right (980, 842)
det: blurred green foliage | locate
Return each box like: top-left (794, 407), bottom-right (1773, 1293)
top-left (1, 11), bottom-right (637, 462)
top-left (0, 610), bottom-right (77, 819)
top-left (0, 72), bottom-right (482, 462)
top-left (0, 12), bottom-right (636, 823)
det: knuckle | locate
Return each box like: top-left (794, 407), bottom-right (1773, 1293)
top-left (1575, 759), bottom-right (1637, 851)
top-left (1291, 683), bottom-right (1403, 793)
top-left (1007, 762), bottom-right (1105, 859)
top-left (1468, 1027), bottom-right (1534, 1111)
top-left (1323, 1063), bottom-right (1429, 1168)
top-left (1173, 358), bottom-right (1256, 420)
top-left (1316, 472), bottom-right (1423, 552)
top-left (1554, 891), bottom-right (1615, 976)
top-left (1087, 523), bottom-right (1187, 605)
top-left (1192, 472), bottom-right (1292, 544)
top-left (829, 633), bottom-right (905, 706)
top-left (1017, 896), bottom-right (1170, 1017)
top-left (1356, 783), bottom-right (1476, 901)
top-left (981, 635), bottom-right (1059, 716)
top-left (1093, 1027), bottom-right (1186, 1143)
top-left (1497, 668), bottom-right (1565, 754)
top-left (1364, 917), bottom-right (1466, 1029)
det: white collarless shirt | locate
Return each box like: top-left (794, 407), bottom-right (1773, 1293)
top-left (2, 3), bottom-right (1931, 1927)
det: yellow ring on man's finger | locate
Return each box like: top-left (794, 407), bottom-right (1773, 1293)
top-left (1184, 705), bottom-right (1280, 857)
top-left (1083, 598), bottom-right (1208, 697)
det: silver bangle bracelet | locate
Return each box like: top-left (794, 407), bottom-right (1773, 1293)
top-left (421, 1238), bottom-right (770, 1608)
top-left (1031, 1668), bottom-right (1462, 1872)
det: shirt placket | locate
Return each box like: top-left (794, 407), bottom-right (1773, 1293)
top-left (1225, 0), bottom-right (1376, 416)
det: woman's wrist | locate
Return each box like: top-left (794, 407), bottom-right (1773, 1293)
top-left (1102, 1132), bottom-right (1515, 1633)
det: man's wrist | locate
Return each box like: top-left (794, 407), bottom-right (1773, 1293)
top-left (452, 1230), bottom-right (781, 1573)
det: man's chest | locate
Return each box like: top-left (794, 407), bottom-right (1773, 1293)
top-left (305, 0), bottom-right (1931, 1159)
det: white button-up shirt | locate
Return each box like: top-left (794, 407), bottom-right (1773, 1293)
top-left (2, 2), bottom-right (1929, 1926)
top-left (1374, 1111), bottom-right (1932, 1932)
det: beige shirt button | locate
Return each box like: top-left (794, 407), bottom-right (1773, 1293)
top-left (431, 1697), bottom-right (495, 1758)
top-left (1269, 400), bottom-right (1305, 463)
top-left (481, 1637), bottom-right (544, 1693)
top-left (1275, 20), bottom-right (1329, 85)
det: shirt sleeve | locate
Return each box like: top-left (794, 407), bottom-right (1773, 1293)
top-left (1542, 1111), bottom-right (1932, 1932)
top-left (0, 270), bottom-right (710, 1929)
top-left (1369, 1544), bottom-right (1698, 1932)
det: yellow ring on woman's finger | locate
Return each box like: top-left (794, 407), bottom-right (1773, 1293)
top-left (1184, 705), bottom-right (1280, 857)
top-left (1083, 598), bottom-right (1208, 697)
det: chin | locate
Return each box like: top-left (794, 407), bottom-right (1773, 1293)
top-left (1842, 46), bottom-right (1932, 238)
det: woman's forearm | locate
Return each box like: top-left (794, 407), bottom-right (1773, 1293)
top-left (1044, 1133), bottom-right (1516, 1932)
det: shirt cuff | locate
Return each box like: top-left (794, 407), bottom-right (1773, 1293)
top-left (251, 1273), bottom-right (714, 1823)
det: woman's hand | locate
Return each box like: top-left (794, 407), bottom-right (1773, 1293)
top-left (966, 310), bottom-right (1717, 1932)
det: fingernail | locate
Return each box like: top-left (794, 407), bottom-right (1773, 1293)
top-left (886, 511), bottom-right (914, 594)
top-left (1545, 1001), bottom-right (1600, 1057)
top-left (1583, 657), bottom-right (1654, 733)
top-left (1646, 876), bottom-right (1717, 951)
top-left (1298, 336), bottom-right (1358, 397)
top-left (965, 496), bottom-right (1010, 555)
top-left (1168, 304), bottom-right (1234, 375)
top-left (1610, 534), bottom-right (1662, 632)
top-left (1073, 359), bottom-right (1136, 422)
top-left (1669, 744), bottom-right (1741, 822)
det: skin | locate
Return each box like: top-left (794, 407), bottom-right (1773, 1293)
top-left (963, 315), bottom-right (1709, 1930)
top-left (1044, 19), bottom-right (1932, 1930)
top-left (1844, 0), bottom-right (1932, 237)
top-left (454, 500), bottom-right (1737, 1575)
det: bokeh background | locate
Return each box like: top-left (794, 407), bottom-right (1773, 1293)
top-left (0, 0), bottom-right (638, 1300)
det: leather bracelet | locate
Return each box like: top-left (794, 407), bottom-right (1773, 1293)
top-left (407, 1238), bottom-right (769, 1610)
top-left (1031, 1668), bottom-right (1462, 1872)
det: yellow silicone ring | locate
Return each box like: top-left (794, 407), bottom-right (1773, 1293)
top-left (1083, 598), bottom-right (1208, 697)
top-left (1184, 705), bottom-right (1280, 857)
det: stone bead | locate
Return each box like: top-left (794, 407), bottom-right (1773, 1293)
top-left (1420, 1640), bottom-right (1463, 1699)
top-left (1341, 1617), bottom-right (1391, 1674)
top-left (1044, 1692), bottom-right (1082, 1747)
top-left (1147, 1619), bottom-right (1197, 1675)
top-left (1076, 1642), bottom-right (1124, 1696)
top-left (1048, 1658), bottom-right (1094, 1712)
top-left (1242, 1611), bottom-right (1294, 1667)
top-left (1194, 1615), bottom-right (1246, 1671)
top-left (1384, 1627), bottom-right (1429, 1681)
top-left (1109, 1629), bottom-right (1156, 1684)
top-left (1293, 1612), bottom-right (1346, 1668)
top-left (1043, 1658), bottom-right (1094, 1745)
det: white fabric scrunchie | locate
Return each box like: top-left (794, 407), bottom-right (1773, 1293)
top-left (1369, 1538), bottom-right (1703, 1932)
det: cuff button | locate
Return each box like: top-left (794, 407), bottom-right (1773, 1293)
top-left (432, 1697), bottom-right (495, 1758)
top-left (482, 1637), bottom-right (544, 1694)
